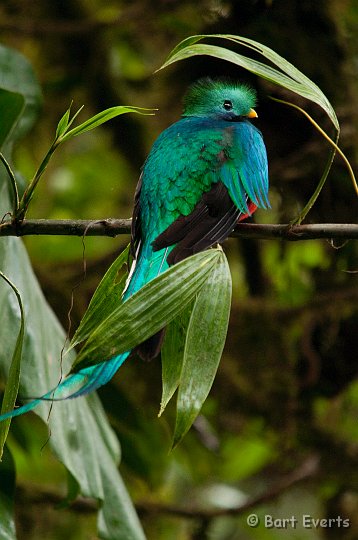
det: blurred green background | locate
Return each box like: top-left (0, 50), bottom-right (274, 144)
top-left (0, 0), bottom-right (358, 539)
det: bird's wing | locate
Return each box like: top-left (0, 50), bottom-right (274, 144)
top-left (152, 181), bottom-right (241, 264)
top-left (220, 123), bottom-right (269, 215)
top-left (152, 122), bottom-right (269, 264)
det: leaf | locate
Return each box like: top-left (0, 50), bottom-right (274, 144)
top-left (0, 447), bottom-right (16, 540)
top-left (0, 89), bottom-right (25, 149)
top-left (18, 105), bottom-right (156, 220)
top-left (159, 34), bottom-right (353, 216)
top-left (97, 460), bottom-right (147, 540)
top-left (159, 302), bottom-right (193, 417)
top-left (69, 245), bottom-right (130, 350)
top-left (0, 44), bottom-right (145, 540)
top-left (0, 272), bottom-right (25, 460)
top-left (72, 249), bottom-right (220, 372)
top-left (59, 105), bottom-right (156, 143)
top-left (172, 249), bottom-right (232, 448)
top-left (159, 34), bottom-right (339, 130)
top-left (0, 44), bottom-right (42, 216)
top-left (0, 223), bottom-right (146, 540)
top-left (55, 103), bottom-right (73, 138)
top-left (55, 103), bottom-right (85, 139)
top-left (0, 44), bottom-right (42, 145)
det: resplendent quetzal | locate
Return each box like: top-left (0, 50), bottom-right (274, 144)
top-left (0, 78), bottom-right (269, 421)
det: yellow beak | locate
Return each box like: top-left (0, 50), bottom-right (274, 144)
top-left (247, 108), bottom-right (258, 118)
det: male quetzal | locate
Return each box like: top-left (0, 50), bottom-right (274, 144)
top-left (0, 78), bottom-right (269, 420)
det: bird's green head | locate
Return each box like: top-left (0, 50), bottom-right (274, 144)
top-left (182, 78), bottom-right (258, 121)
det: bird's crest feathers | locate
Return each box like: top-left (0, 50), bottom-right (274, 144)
top-left (182, 78), bottom-right (257, 119)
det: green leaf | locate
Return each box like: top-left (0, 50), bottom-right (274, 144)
top-left (56, 103), bottom-right (85, 139)
top-left (59, 105), bottom-right (156, 143)
top-left (0, 272), bottom-right (25, 460)
top-left (17, 105), bottom-right (156, 220)
top-left (172, 249), bottom-right (232, 448)
top-left (0, 446), bottom-right (16, 540)
top-left (159, 34), bottom-right (339, 130)
top-left (0, 45), bottom-right (145, 540)
top-left (97, 460), bottom-right (147, 540)
top-left (159, 302), bottom-right (193, 416)
top-left (72, 249), bottom-right (220, 372)
top-left (0, 226), bottom-right (145, 540)
top-left (0, 44), bottom-right (42, 145)
top-left (69, 245), bottom-right (130, 351)
top-left (55, 103), bottom-right (72, 138)
top-left (0, 89), bottom-right (25, 149)
top-left (0, 45), bottom-right (42, 216)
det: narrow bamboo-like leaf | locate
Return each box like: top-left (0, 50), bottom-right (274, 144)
top-left (55, 103), bottom-right (72, 138)
top-left (18, 105), bottom-right (154, 220)
top-left (172, 250), bottom-right (232, 448)
top-left (159, 301), bottom-right (193, 416)
top-left (72, 249), bottom-right (220, 372)
top-left (69, 245), bottom-right (130, 350)
top-left (159, 34), bottom-right (339, 130)
top-left (56, 104), bottom-right (85, 140)
top-left (60, 106), bottom-right (156, 142)
top-left (0, 272), bottom-right (25, 460)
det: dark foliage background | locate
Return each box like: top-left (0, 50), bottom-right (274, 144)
top-left (0, 1), bottom-right (357, 539)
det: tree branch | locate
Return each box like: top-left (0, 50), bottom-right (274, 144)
top-left (0, 218), bottom-right (131, 237)
top-left (17, 455), bottom-right (319, 519)
top-left (0, 219), bottom-right (357, 240)
top-left (136, 455), bottom-right (319, 519)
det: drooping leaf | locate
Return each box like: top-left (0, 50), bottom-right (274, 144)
top-left (0, 218), bottom-right (146, 540)
top-left (159, 34), bottom-right (339, 130)
top-left (0, 44), bottom-right (41, 214)
top-left (172, 249), bottom-right (232, 448)
top-left (69, 245), bottom-right (130, 350)
top-left (0, 89), bottom-right (24, 149)
top-left (72, 249), bottom-right (220, 372)
top-left (0, 272), bottom-right (25, 460)
top-left (159, 302), bottom-right (193, 417)
top-left (0, 44), bottom-right (145, 540)
top-left (0, 44), bottom-right (42, 145)
top-left (159, 34), bottom-right (352, 218)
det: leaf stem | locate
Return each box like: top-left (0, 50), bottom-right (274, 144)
top-left (0, 153), bottom-right (19, 216)
top-left (16, 139), bottom-right (59, 220)
top-left (271, 98), bottom-right (358, 223)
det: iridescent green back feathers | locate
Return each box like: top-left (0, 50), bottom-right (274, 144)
top-left (182, 78), bottom-right (257, 119)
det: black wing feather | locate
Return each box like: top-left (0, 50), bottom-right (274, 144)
top-left (152, 181), bottom-right (241, 264)
top-left (132, 180), bottom-right (243, 361)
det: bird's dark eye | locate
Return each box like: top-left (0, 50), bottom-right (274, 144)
top-left (223, 100), bottom-right (233, 111)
